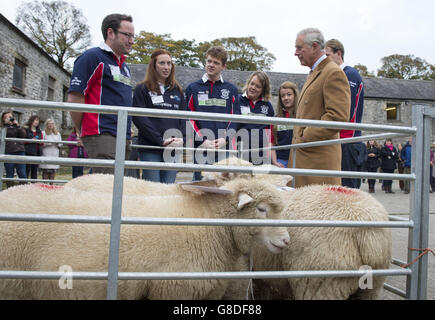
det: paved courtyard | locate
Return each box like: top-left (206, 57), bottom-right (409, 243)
top-left (359, 181), bottom-right (434, 300)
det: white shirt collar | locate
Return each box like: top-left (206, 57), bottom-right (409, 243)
top-left (202, 73), bottom-right (224, 83)
top-left (99, 42), bottom-right (113, 53)
top-left (311, 54), bottom-right (327, 72)
top-left (99, 42), bottom-right (124, 61)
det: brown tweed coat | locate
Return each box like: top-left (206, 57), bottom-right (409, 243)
top-left (289, 56), bottom-right (350, 187)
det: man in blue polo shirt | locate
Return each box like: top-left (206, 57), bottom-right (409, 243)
top-left (67, 13), bottom-right (134, 174)
top-left (185, 46), bottom-right (240, 180)
top-left (326, 39), bottom-right (366, 189)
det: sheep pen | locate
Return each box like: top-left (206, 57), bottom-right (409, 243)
top-left (0, 177), bottom-right (290, 300)
top-left (63, 156), bottom-right (391, 299)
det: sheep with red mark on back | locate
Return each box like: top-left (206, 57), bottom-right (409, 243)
top-left (251, 184), bottom-right (392, 300)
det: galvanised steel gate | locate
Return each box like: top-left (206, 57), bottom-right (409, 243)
top-left (0, 97), bottom-right (431, 300)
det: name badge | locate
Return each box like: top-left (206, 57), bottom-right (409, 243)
top-left (241, 106), bottom-right (251, 115)
top-left (277, 124), bottom-right (294, 131)
top-left (198, 93), bottom-right (208, 101)
top-left (109, 65), bottom-right (121, 76)
top-left (152, 95), bottom-right (164, 104)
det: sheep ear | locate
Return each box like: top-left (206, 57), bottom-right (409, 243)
top-left (181, 185), bottom-right (233, 195)
top-left (177, 180), bottom-right (218, 187)
top-left (237, 193), bottom-right (254, 210)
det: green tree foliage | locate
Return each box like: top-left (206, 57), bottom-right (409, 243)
top-left (353, 64), bottom-right (375, 77)
top-left (15, 0), bottom-right (91, 70)
top-left (195, 36), bottom-right (276, 71)
top-left (127, 32), bottom-right (201, 67)
top-left (127, 32), bottom-right (276, 71)
top-left (377, 54), bottom-right (435, 80)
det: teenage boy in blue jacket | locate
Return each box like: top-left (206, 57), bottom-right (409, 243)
top-left (185, 46), bottom-right (240, 180)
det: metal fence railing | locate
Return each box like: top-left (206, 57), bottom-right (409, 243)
top-left (0, 97), bottom-right (431, 300)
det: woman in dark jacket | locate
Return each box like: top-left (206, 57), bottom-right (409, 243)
top-left (24, 115), bottom-right (43, 181)
top-left (132, 49), bottom-right (186, 183)
top-left (380, 138), bottom-right (399, 194)
top-left (1, 111), bottom-right (27, 188)
top-left (365, 140), bottom-right (380, 193)
top-left (236, 71), bottom-right (275, 165)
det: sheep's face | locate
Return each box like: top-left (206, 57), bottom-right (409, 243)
top-left (254, 201), bottom-right (290, 254)
top-left (233, 195), bottom-right (290, 255)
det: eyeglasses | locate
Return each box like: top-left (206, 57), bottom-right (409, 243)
top-left (117, 31), bottom-right (135, 40)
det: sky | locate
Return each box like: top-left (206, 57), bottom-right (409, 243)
top-left (2, 0), bottom-right (435, 74)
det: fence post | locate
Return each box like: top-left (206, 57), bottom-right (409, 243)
top-left (106, 110), bottom-right (128, 300)
top-left (417, 106), bottom-right (432, 299)
top-left (406, 104), bottom-right (428, 299)
top-left (0, 128), bottom-right (6, 191)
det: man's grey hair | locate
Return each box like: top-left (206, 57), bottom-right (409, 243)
top-left (297, 28), bottom-right (325, 49)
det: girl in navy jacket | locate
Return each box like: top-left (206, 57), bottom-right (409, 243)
top-left (271, 81), bottom-right (299, 168)
top-left (236, 71), bottom-right (274, 165)
top-left (132, 49), bottom-right (186, 183)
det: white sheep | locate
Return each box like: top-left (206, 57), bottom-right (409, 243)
top-left (63, 173), bottom-right (187, 196)
top-left (63, 156), bottom-right (291, 196)
top-left (251, 184), bottom-right (392, 300)
top-left (0, 177), bottom-right (290, 300)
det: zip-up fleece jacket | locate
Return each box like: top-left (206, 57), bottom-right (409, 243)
top-left (132, 83), bottom-right (186, 150)
top-left (236, 94), bottom-right (274, 152)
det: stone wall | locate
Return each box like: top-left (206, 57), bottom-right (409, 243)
top-left (0, 15), bottom-right (71, 132)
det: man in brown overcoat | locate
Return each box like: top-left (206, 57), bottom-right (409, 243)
top-left (289, 28), bottom-right (350, 188)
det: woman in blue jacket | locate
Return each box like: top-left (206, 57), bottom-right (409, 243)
top-left (132, 49), bottom-right (186, 183)
top-left (236, 71), bottom-right (274, 165)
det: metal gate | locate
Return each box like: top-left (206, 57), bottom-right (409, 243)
top-left (0, 97), bottom-right (431, 300)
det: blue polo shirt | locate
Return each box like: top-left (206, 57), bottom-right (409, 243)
top-left (185, 74), bottom-right (240, 147)
top-left (68, 43), bottom-right (132, 139)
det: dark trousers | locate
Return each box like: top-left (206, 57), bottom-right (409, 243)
top-left (341, 143), bottom-right (364, 189)
top-left (26, 163), bottom-right (39, 180)
top-left (382, 168), bottom-right (395, 188)
top-left (367, 167), bottom-right (378, 189)
top-left (72, 166), bottom-right (84, 179)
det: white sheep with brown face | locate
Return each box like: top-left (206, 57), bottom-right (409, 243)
top-left (0, 177), bottom-right (289, 300)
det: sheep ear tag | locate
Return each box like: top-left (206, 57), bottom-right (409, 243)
top-left (237, 193), bottom-right (254, 210)
top-left (180, 184), bottom-right (233, 195)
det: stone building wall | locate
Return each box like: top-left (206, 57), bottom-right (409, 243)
top-left (0, 14), bottom-right (71, 132)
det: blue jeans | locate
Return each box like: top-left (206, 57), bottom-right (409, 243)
top-left (277, 158), bottom-right (288, 168)
top-left (139, 151), bottom-right (177, 183)
top-left (4, 151), bottom-right (27, 180)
